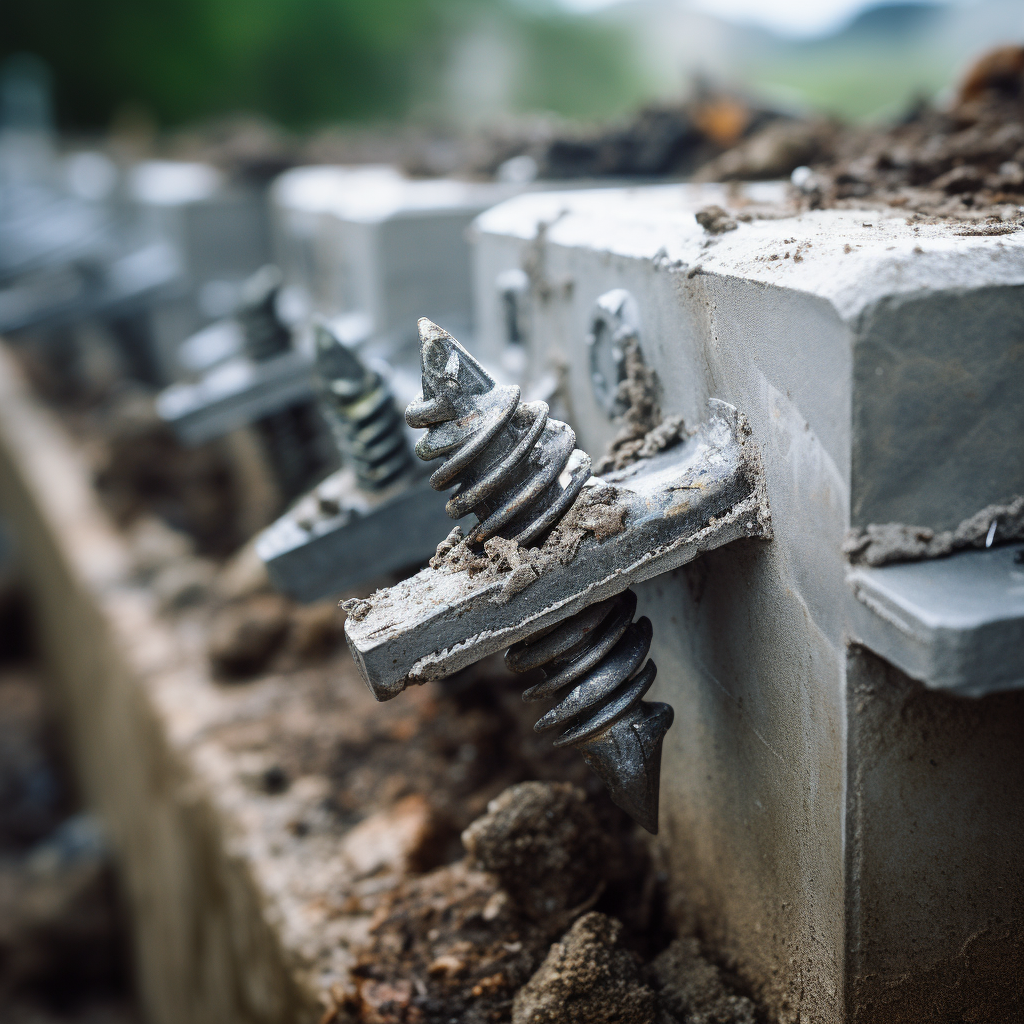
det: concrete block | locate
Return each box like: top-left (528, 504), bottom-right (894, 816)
top-left (471, 184), bottom-right (1024, 1022)
top-left (127, 161), bottom-right (274, 381)
top-left (271, 167), bottom-right (525, 363)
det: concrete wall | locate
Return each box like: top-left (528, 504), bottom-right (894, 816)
top-left (0, 347), bottom-right (322, 1024)
top-left (845, 645), bottom-right (1024, 1023)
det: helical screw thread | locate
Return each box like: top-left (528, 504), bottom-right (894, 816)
top-left (406, 318), bottom-right (591, 548)
top-left (406, 318), bottom-right (673, 833)
top-left (237, 265), bottom-right (292, 362)
top-left (234, 266), bottom-right (322, 500)
top-left (314, 319), bottom-right (414, 491)
top-left (505, 589), bottom-right (673, 834)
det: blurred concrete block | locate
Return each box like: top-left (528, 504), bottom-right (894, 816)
top-left (271, 166), bottom-right (525, 361)
top-left (127, 160), bottom-right (275, 382)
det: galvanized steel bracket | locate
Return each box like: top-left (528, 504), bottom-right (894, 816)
top-left (345, 399), bottom-right (771, 700)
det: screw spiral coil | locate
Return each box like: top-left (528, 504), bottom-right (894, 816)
top-left (314, 320), bottom-right (414, 491)
top-left (236, 266), bottom-right (325, 500)
top-left (406, 318), bottom-right (592, 547)
top-left (405, 318), bottom-right (673, 833)
top-left (505, 589), bottom-right (673, 833)
top-left (237, 265), bottom-right (292, 362)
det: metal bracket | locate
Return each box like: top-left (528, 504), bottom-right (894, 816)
top-left (848, 541), bottom-right (1024, 697)
top-left (255, 317), bottom-right (453, 602)
top-left (255, 468), bottom-right (453, 601)
top-left (345, 397), bottom-right (770, 700)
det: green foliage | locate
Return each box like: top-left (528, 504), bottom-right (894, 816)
top-left (514, 13), bottom-right (645, 120)
top-left (4, 0), bottom-right (486, 128)
top-left (3, 0), bottom-right (642, 130)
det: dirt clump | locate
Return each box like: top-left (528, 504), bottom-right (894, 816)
top-left (512, 912), bottom-right (659, 1024)
top-left (347, 780), bottom-right (664, 1024)
top-left (88, 387), bottom-right (243, 556)
top-left (206, 593), bottom-right (293, 678)
top-left (695, 205), bottom-right (738, 234)
top-left (785, 45), bottom-right (1024, 222)
top-left (523, 93), bottom-right (783, 182)
top-left (462, 782), bottom-right (609, 921)
top-left (696, 119), bottom-right (838, 184)
top-left (646, 937), bottom-right (758, 1024)
top-left (595, 338), bottom-right (686, 477)
top-left (843, 494), bottom-right (1024, 567)
top-left (422, 480), bottom-right (629, 598)
top-left (351, 860), bottom-right (555, 1024)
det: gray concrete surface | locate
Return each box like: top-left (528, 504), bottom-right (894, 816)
top-left (271, 167), bottom-right (526, 365)
top-left (471, 184), bottom-right (1024, 1023)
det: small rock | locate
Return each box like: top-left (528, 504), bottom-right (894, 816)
top-left (340, 794), bottom-right (451, 877)
top-left (461, 782), bottom-right (608, 920)
top-left (512, 912), bottom-right (658, 1024)
top-left (647, 937), bottom-right (757, 1024)
top-left (207, 594), bottom-right (291, 678)
top-left (695, 205), bottom-right (737, 234)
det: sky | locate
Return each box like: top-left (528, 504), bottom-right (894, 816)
top-left (554, 0), bottom-right (950, 38)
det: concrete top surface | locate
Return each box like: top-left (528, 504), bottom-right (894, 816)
top-left (474, 184), bottom-right (1024, 321)
top-left (272, 165), bottom-right (523, 222)
top-left (849, 542), bottom-right (1024, 696)
top-left (128, 159), bottom-right (226, 206)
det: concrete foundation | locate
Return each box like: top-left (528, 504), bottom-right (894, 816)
top-left (271, 167), bottom-right (525, 368)
top-left (0, 345), bottom-right (386, 1024)
top-left (472, 185), bottom-right (1024, 1022)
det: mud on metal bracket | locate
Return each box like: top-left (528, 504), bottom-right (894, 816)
top-left (345, 398), bottom-right (771, 699)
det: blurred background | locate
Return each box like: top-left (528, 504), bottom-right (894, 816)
top-left (5, 0), bottom-right (1024, 148)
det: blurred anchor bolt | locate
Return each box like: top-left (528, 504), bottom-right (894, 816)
top-left (255, 319), bottom-right (452, 602)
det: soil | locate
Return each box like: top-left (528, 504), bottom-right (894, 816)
top-left (844, 494), bottom-right (1024, 567)
top-left (780, 46), bottom-right (1024, 223)
top-left (4, 368), bottom-right (765, 1020)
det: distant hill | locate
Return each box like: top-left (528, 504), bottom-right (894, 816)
top-left (597, 0), bottom-right (1024, 119)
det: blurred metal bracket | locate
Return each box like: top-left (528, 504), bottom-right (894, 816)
top-left (255, 468), bottom-right (453, 601)
top-left (156, 347), bottom-right (314, 446)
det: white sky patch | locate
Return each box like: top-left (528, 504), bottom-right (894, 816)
top-left (553, 0), bottom-right (949, 39)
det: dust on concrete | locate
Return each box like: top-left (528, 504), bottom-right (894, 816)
top-left (844, 494), bottom-right (1024, 566)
